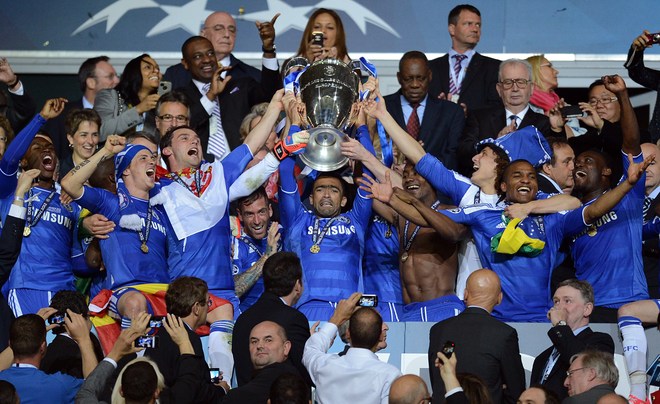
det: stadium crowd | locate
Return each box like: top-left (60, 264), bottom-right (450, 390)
top-left (0, 3), bottom-right (660, 404)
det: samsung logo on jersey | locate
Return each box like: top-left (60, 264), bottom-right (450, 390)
top-left (140, 218), bottom-right (167, 235)
top-left (41, 211), bottom-right (73, 229)
top-left (306, 225), bottom-right (357, 236)
top-left (572, 211), bottom-right (618, 240)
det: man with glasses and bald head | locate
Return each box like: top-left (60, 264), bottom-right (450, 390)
top-left (563, 350), bottom-right (618, 404)
top-left (457, 58), bottom-right (567, 176)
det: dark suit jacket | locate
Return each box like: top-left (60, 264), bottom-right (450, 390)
top-left (428, 53), bottom-right (502, 111)
top-left (41, 333), bottom-right (105, 379)
top-left (625, 46), bottom-right (660, 143)
top-left (562, 383), bottom-right (615, 404)
top-left (164, 54), bottom-right (278, 92)
top-left (458, 105), bottom-right (561, 176)
top-left (3, 85), bottom-right (37, 132)
top-left (530, 326), bottom-right (614, 401)
top-left (428, 307), bottom-right (525, 404)
top-left (232, 291), bottom-right (311, 386)
top-left (0, 211), bottom-right (26, 349)
top-left (178, 75), bottom-right (274, 162)
top-left (223, 361), bottom-right (301, 404)
top-left (384, 91), bottom-right (465, 171)
top-left (538, 173), bottom-right (563, 194)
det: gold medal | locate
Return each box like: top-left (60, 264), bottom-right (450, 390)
top-left (140, 243), bottom-right (149, 254)
top-left (23, 226), bottom-right (31, 237)
top-left (385, 229), bottom-right (392, 238)
top-left (310, 244), bottom-right (321, 254)
top-left (400, 252), bottom-right (408, 262)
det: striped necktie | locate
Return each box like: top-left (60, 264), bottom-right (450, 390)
top-left (449, 54), bottom-right (467, 95)
top-left (202, 82), bottom-right (228, 160)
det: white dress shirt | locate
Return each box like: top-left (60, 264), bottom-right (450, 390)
top-left (303, 322), bottom-right (402, 404)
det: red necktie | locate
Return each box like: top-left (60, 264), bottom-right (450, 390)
top-left (407, 103), bottom-right (420, 139)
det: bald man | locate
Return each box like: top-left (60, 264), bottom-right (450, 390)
top-left (427, 269), bottom-right (525, 404)
top-left (389, 375), bottom-right (430, 404)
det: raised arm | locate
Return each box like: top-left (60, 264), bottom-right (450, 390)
top-left (61, 135), bottom-right (126, 199)
top-left (243, 89), bottom-right (285, 154)
top-left (583, 153), bottom-right (653, 224)
top-left (234, 224), bottom-right (279, 297)
top-left (406, 192), bottom-right (469, 242)
top-left (602, 75), bottom-right (640, 156)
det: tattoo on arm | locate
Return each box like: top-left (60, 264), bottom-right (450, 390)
top-left (234, 255), bottom-right (268, 297)
top-left (69, 159), bottom-right (91, 176)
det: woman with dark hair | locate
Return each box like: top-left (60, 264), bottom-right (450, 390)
top-left (295, 8), bottom-right (350, 63)
top-left (0, 116), bottom-right (14, 159)
top-left (94, 54), bottom-right (162, 140)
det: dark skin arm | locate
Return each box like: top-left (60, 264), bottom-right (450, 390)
top-left (406, 193), bottom-right (470, 243)
top-left (602, 75), bottom-right (641, 156)
top-left (357, 171), bottom-right (429, 226)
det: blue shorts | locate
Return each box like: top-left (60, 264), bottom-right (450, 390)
top-left (297, 300), bottom-right (337, 322)
top-left (401, 295), bottom-right (465, 322)
top-left (108, 287), bottom-right (154, 319)
top-left (376, 301), bottom-right (403, 322)
top-left (7, 288), bottom-right (53, 317)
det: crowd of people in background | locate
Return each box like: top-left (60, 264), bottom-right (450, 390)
top-left (0, 3), bottom-right (659, 404)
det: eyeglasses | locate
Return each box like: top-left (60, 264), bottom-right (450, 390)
top-left (499, 79), bottom-right (530, 89)
top-left (588, 97), bottom-right (618, 106)
top-left (157, 114), bottom-right (189, 123)
top-left (566, 367), bottom-right (589, 377)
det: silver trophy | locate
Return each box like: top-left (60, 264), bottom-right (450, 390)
top-left (298, 59), bottom-right (359, 171)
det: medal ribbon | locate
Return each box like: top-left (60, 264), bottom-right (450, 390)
top-left (26, 188), bottom-right (56, 229)
top-left (169, 169), bottom-right (202, 197)
top-left (312, 216), bottom-right (350, 247)
top-left (138, 202), bottom-right (153, 253)
top-left (402, 201), bottom-right (440, 254)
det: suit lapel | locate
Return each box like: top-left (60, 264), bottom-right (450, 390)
top-left (460, 53), bottom-right (482, 94)
top-left (387, 91), bottom-right (406, 128)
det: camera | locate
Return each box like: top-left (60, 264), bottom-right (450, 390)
top-left (209, 368), bottom-right (221, 384)
top-left (357, 294), bottom-right (378, 307)
top-left (149, 316), bottom-right (164, 329)
top-left (47, 312), bottom-right (65, 325)
top-left (311, 31), bottom-right (324, 47)
top-left (437, 341), bottom-right (455, 365)
top-left (157, 81), bottom-right (171, 96)
top-left (646, 32), bottom-right (660, 45)
top-left (560, 105), bottom-right (585, 118)
top-left (134, 335), bottom-right (159, 349)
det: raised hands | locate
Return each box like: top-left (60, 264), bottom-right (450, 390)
top-left (358, 171), bottom-right (394, 203)
top-left (626, 152), bottom-right (655, 186)
top-left (255, 13), bottom-right (280, 51)
top-left (602, 74), bottom-right (627, 95)
top-left (39, 98), bottom-right (68, 120)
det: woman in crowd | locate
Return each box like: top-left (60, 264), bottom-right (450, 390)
top-left (0, 116), bottom-right (13, 159)
top-left (94, 54), bottom-right (162, 140)
top-left (295, 8), bottom-right (350, 63)
top-left (58, 109), bottom-right (101, 178)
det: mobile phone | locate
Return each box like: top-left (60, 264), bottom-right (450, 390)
top-left (312, 31), bottom-right (324, 47)
top-left (646, 32), bottom-right (660, 45)
top-left (357, 294), bottom-right (378, 307)
top-left (149, 316), bottom-right (164, 328)
top-left (134, 335), bottom-right (159, 349)
top-left (209, 368), bottom-right (221, 384)
top-left (157, 81), bottom-right (171, 96)
top-left (47, 312), bottom-right (65, 325)
top-left (437, 341), bottom-right (455, 365)
top-left (560, 105), bottom-right (585, 118)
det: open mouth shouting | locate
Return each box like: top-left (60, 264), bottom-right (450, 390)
top-left (41, 154), bottom-right (55, 171)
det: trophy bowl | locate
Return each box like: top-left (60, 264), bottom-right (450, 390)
top-left (298, 59), bottom-right (359, 171)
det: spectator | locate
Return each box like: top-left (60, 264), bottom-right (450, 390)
top-left (518, 386), bottom-right (561, 404)
top-left (458, 58), bottom-right (566, 176)
top-left (154, 91), bottom-right (190, 141)
top-left (427, 269), bottom-right (524, 403)
top-left (384, 51), bottom-right (465, 172)
top-left (389, 374), bottom-right (431, 404)
top-left (0, 57), bottom-right (37, 133)
top-left (530, 280), bottom-right (614, 400)
top-left (625, 30), bottom-right (660, 142)
top-left (428, 5), bottom-right (501, 112)
top-left (538, 137), bottom-right (576, 194)
top-left (163, 11), bottom-right (280, 93)
top-left (0, 311), bottom-right (98, 403)
top-left (58, 108), bottom-right (101, 178)
top-left (0, 117), bottom-right (13, 159)
top-left (233, 251), bottom-right (311, 387)
top-left (94, 54), bottom-right (163, 140)
top-left (41, 290), bottom-right (105, 379)
top-left (303, 293), bottom-right (402, 404)
top-left (295, 8), bottom-right (350, 63)
top-left (563, 350), bottom-right (618, 404)
top-left (269, 372), bottom-right (311, 404)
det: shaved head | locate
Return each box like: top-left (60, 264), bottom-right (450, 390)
top-left (464, 269), bottom-right (502, 312)
top-left (389, 374), bottom-right (429, 404)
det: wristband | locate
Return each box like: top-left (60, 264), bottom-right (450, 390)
top-left (14, 196), bottom-right (24, 202)
top-left (6, 75), bottom-right (19, 88)
top-left (262, 44), bottom-right (276, 53)
top-left (273, 140), bottom-right (290, 161)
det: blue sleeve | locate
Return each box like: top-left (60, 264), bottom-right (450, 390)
top-left (76, 186), bottom-right (116, 219)
top-left (278, 155), bottom-right (303, 231)
top-left (437, 207), bottom-right (478, 226)
top-left (415, 153), bottom-right (472, 206)
top-left (221, 144), bottom-right (253, 188)
top-left (620, 151), bottom-right (646, 199)
top-left (643, 217), bottom-right (660, 240)
top-left (355, 124), bottom-right (376, 199)
top-left (558, 206), bottom-right (588, 239)
top-left (0, 114), bottom-right (47, 198)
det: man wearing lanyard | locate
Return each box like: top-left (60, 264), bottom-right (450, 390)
top-left (530, 279), bottom-right (614, 401)
top-left (61, 136), bottom-right (170, 326)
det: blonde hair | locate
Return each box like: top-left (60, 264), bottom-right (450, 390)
top-left (526, 54), bottom-right (546, 90)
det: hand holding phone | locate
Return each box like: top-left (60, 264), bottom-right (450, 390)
top-left (357, 294), bottom-right (378, 307)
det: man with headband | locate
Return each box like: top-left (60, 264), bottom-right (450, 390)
top-left (61, 135), bottom-right (169, 326)
top-left (0, 98), bottom-right (87, 316)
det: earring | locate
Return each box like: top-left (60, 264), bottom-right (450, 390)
top-left (68, 144), bottom-right (73, 149)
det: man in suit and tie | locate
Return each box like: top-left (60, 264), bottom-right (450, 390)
top-left (232, 252), bottom-right (311, 387)
top-left (178, 36), bottom-right (273, 162)
top-left (427, 269), bottom-right (525, 404)
top-left (457, 58), bottom-right (566, 176)
top-left (428, 4), bottom-right (501, 113)
top-left (538, 137), bottom-right (576, 195)
top-left (530, 279), bottom-right (614, 401)
top-left (384, 51), bottom-right (465, 172)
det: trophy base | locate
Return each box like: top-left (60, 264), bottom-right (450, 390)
top-left (299, 126), bottom-right (349, 172)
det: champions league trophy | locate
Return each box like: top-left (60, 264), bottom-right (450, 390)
top-left (297, 58), bottom-right (359, 172)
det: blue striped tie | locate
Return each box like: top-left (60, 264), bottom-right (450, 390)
top-left (202, 82), bottom-right (227, 160)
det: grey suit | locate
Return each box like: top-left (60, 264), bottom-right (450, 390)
top-left (94, 89), bottom-right (156, 141)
